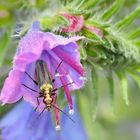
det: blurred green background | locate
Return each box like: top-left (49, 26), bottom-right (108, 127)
top-left (1, 0), bottom-right (140, 140)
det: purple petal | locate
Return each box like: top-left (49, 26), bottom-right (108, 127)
top-left (44, 32), bottom-right (84, 50)
top-left (14, 53), bottom-right (38, 71)
top-left (54, 47), bottom-right (85, 76)
top-left (30, 20), bottom-right (40, 31)
top-left (0, 70), bottom-right (24, 104)
top-left (16, 30), bottom-right (48, 56)
top-left (0, 99), bottom-right (88, 140)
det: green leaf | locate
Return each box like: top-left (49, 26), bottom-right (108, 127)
top-left (106, 70), bottom-right (114, 106)
top-left (115, 6), bottom-right (140, 29)
top-left (102, 0), bottom-right (124, 21)
top-left (40, 15), bottom-right (67, 31)
top-left (77, 91), bottom-right (95, 140)
top-left (80, 0), bottom-right (100, 10)
top-left (91, 67), bottom-right (98, 120)
top-left (116, 71), bottom-right (129, 105)
top-left (86, 46), bottom-right (98, 57)
top-left (127, 71), bottom-right (140, 89)
top-left (77, 63), bottom-right (98, 139)
top-left (83, 63), bottom-right (98, 119)
top-left (128, 28), bottom-right (140, 39)
top-left (0, 31), bottom-right (11, 67)
top-left (70, 0), bottom-right (85, 8)
top-left (81, 28), bottom-right (104, 44)
top-left (75, 0), bottom-right (85, 9)
top-left (133, 40), bottom-right (140, 46)
top-left (80, 44), bottom-right (87, 60)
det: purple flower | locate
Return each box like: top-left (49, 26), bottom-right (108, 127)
top-left (0, 21), bottom-right (86, 128)
top-left (0, 99), bottom-right (88, 140)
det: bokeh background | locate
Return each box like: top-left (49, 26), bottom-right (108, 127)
top-left (1, 0), bottom-right (140, 140)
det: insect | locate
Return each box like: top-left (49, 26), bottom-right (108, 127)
top-left (22, 60), bottom-right (75, 123)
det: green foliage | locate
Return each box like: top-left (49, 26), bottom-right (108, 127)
top-left (128, 28), bottom-right (140, 39)
top-left (0, 31), bottom-right (11, 67)
top-left (102, 0), bottom-right (124, 21)
top-left (116, 71), bottom-right (129, 105)
top-left (115, 6), bottom-right (140, 29)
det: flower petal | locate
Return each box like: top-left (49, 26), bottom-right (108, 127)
top-left (0, 70), bottom-right (24, 104)
top-left (0, 99), bottom-right (88, 140)
top-left (44, 32), bottom-right (84, 50)
top-left (14, 53), bottom-right (39, 71)
top-left (54, 47), bottom-right (85, 76)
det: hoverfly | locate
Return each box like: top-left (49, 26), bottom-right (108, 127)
top-left (22, 60), bottom-right (75, 125)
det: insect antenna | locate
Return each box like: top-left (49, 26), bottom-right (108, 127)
top-left (52, 105), bottom-right (75, 124)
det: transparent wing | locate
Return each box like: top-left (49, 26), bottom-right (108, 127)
top-left (34, 60), bottom-right (51, 86)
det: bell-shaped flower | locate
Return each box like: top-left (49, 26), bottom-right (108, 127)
top-left (0, 21), bottom-right (86, 128)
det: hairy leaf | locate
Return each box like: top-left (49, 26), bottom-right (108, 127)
top-left (116, 71), bottom-right (129, 105)
top-left (115, 6), bottom-right (140, 29)
top-left (0, 31), bottom-right (11, 67)
top-left (102, 0), bottom-right (124, 21)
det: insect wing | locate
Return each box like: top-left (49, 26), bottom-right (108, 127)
top-left (34, 60), bottom-right (51, 86)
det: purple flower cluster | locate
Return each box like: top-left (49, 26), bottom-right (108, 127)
top-left (0, 21), bottom-right (86, 129)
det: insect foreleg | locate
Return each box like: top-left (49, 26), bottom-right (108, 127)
top-left (25, 72), bottom-right (38, 85)
top-left (22, 84), bottom-right (42, 94)
top-left (51, 93), bottom-right (56, 96)
top-left (51, 60), bottom-right (63, 84)
top-left (34, 97), bottom-right (40, 111)
top-left (55, 60), bottom-right (63, 74)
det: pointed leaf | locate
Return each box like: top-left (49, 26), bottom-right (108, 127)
top-left (115, 6), bottom-right (140, 29)
top-left (116, 71), bottom-right (129, 105)
top-left (128, 28), bottom-right (140, 39)
top-left (80, 45), bottom-right (87, 60)
top-left (106, 71), bottom-right (114, 105)
top-left (102, 0), bottom-right (124, 21)
top-left (81, 0), bottom-right (100, 10)
top-left (91, 67), bottom-right (98, 120)
top-left (127, 71), bottom-right (140, 89)
top-left (81, 28), bottom-right (104, 44)
top-left (0, 31), bottom-right (11, 67)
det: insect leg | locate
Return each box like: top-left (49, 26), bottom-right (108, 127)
top-left (22, 84), bottom-right (42, 94)
top-left (51, 93), bottom-right (57, 96)
top-left (34, 95), bottom-right (43, 111)
top-left (25, 72), bottom-right (38, 85)
top-left (38, 107), bottom-right (46, 117)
